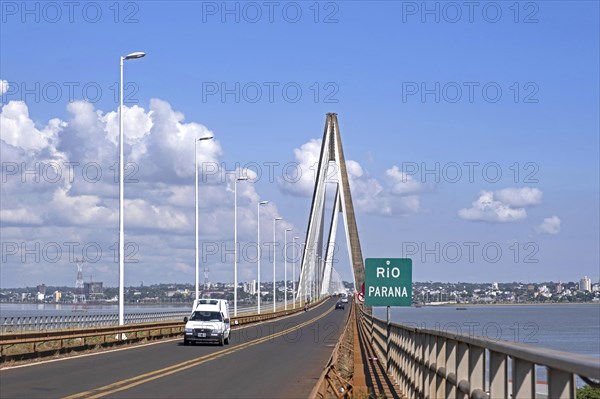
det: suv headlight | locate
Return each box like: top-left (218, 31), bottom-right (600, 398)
top-left (185, 328), bottom-right (193, 333)
top-left (211, 328), bottom-right (220, 335)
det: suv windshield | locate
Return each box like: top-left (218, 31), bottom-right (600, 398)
top-left (190, 311), bottom-right (222, 322)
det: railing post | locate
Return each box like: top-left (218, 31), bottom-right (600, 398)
top-left (436, 337), bottom-right (446, 398)
top-left (548, 368), bottom-right (576, 399)
top-left (370, 307), bottom-right (374, 346)
top-left (386, 306), bottom-right (391, 373)
top-left (512, 358), bottom-right (535, 398)
top-left (469, 345), bottom-right (485, 397)
top-left (489, 351), bottom-right (508, 399)
top-left (456, 342), bottom-right (469, 399)
top-left (445, 339), bottom-right (457, 399)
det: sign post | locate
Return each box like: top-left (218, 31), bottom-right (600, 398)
top-left (364, 258), bottom-right (412, 373)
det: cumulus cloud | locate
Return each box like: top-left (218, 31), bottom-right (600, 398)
top-left (0, 98), bottom-right (292, 286)
top-left (279, 138), bottom-right (321, 196)
top-left (0, 101), bottom-right (65, 152)
top-left (458, 188), bottom-right (543, 223)
top-left (495, 187), bottom-right (543, 207)
top-left (278, 139), bottom-right (420, 216)
top-left (536, 216), bottom-right (561, 234)
top-left (0, 208), bottom-right (44, 225)
top-left (386, 165), bottom-right (424, 195)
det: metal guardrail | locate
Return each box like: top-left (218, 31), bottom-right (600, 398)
top-left (0, 301), bottom-right (306, 333)
top-left (358, 305), bottom-right (600, 399)
top-left (0, 311), bottom-right (190, 333)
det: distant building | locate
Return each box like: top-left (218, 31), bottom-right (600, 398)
top-left (491, 282), bottom-right (499, 290)
top-left (243, 280), bottom-right (256, 295)
top-left (54, 291), bottom-right (62, 302)
top-left (580, 276), bottom-right (592, 292)
top-left (37, 284), bottom-right (46, 295)
top-left (555, 281), bottom-right (563, 293)
top-left (84, 282), bottom-right (103, 300)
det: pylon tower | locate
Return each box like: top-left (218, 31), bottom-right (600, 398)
top-left (296, 113), bottom-right (364, 303)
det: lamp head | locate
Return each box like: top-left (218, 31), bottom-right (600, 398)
top-left (124, 52), bottom-right (146, 60)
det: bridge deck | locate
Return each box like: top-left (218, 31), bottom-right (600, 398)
top-left (0, 298), bottom-right (346, 399)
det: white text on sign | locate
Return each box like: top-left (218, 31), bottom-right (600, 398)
top-left (376, 267), bottom-right (401, 278)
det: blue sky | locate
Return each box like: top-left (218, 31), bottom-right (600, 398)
top-left (1, 1), bottom-right (598, 288)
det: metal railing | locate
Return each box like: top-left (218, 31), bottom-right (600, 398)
top-left (0, 311), bottom-right (190, 333)
top-left (0, 301), bottom-right (307, 333)
top-left (358, 305), bottom-right (600, 399)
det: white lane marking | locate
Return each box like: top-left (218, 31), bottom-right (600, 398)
top-left (0, 337), bottom-right (181, 371)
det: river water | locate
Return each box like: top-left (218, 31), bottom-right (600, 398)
top-left (374, 303), bottom-right (600, 358)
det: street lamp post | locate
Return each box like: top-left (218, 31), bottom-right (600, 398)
top-left (292, 236), bottom-right (299, 309)
top-left (284, 228), bottom-right (292, 310)
top-left (234, 175), bottom-right (248, 317)
top-left (273, 217), bottom-right (282, 312)
top-left (257, 201), bottom-right (268, 314)
top-left (119, 51), bottom-right (145, 327)
top-left (195, 136), bottom-right (213, 304)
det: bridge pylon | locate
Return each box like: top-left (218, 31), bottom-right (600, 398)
top-left (296, 113), bottom-right (364, 303)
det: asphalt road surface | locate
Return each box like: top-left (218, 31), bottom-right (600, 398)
top-left (0, 298), bottom-right (349, 399)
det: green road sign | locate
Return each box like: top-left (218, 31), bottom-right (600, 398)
top-left (364, 258), bottom-right (412, 306)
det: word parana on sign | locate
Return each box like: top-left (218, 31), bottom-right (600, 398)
top-left (368, 286), bottom-right (409, 297)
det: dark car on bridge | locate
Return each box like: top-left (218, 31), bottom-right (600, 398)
top-left (335, 302), bottom-right (345, 310)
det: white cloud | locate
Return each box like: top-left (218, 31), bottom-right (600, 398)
top-left (0, 208), bottom-right (44, 225)
top-left (48, 188), bottom-right (116, 226)
top-left (1, 101), bottom-right (65, 152)
top-left (536, 216), bottom-right (561, 234)
top-left (101, 105), bottom-right (153, 145)
top-left (279, 138), bottom-right (321, 196)
top-left (0, 80), bottom-right (8, 95)
top-left (386, 165), bottom-right (424, 195)
top-left (345, 160), bottom-right (363, 178)
top-left (458, 190), bottom-right (530, 222)
top-left (495, 187), bottom-right (543, 207)
top-left (173, 262), bottom-right (194, 275)
top-left (278, 139), bottom-right (420, 217)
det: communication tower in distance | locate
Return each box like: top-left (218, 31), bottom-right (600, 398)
top-left (203, 268), bottom-right (210, 290)
top-left (73, 258), bottom-right (87, 309)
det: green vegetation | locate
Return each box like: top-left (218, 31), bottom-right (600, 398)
top-left (578, 385), bottom-right (600, 399)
